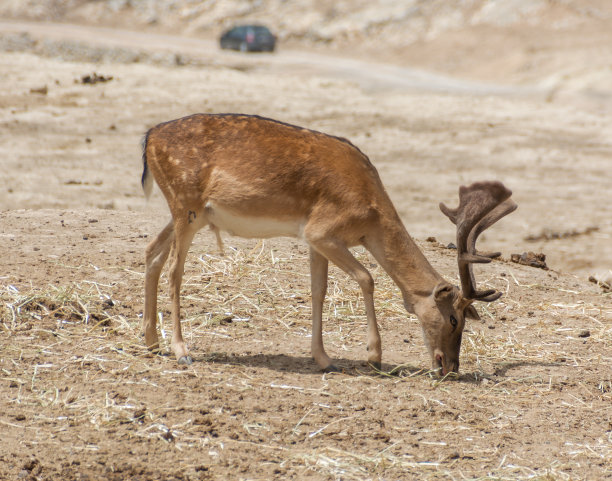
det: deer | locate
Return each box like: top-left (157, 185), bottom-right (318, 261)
top-left (141, 113), bottom-right (517, 375)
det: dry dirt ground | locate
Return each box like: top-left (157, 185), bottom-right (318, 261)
top-left (1, 11), bottom-right (612, 481)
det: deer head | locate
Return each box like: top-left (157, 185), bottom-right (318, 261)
top-left (421, 181), bottom-right (518, 375)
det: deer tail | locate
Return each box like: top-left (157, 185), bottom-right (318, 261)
top-left (141, 130), bottom-right (154, 200)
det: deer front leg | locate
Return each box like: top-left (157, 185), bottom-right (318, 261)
top-left (362, 278), bottom-right (382, 371)
top-left (309, 247), bottom-right (338, 372)
top-left (143, 220), bottom-right (174, 351)
top-left (309, 238), bottom-right (382, 371)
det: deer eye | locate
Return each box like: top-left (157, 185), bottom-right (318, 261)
top-left (450, 315), bottom-right (458, 329)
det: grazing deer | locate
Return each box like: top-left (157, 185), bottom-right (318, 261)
top-left (141, 113), bottom-right (516, 374)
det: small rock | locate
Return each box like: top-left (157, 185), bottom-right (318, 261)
top-left (578, 330), bottom-right (590, 338)
top-left (588, 272), bottom-right (612, 293)
top-left (22, 459), bottom-right (40, 472)
top-left (511, 251), bottom-right (548, 269)
top-left (80, 72), bottom-right (113, 84)
top-left (29, 85), bottom-right (48, 95)
top-left (133, 408), bottom-right (146, 422)
top-left (101, 298), bottom-right (114, 309)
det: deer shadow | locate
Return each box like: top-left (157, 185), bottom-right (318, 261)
top-left (200, 351), bottom-right (394, 376)
top-left (190, 350), bottom-right (461, 381)
top-left (188, 351), bottom-right (564, 385)
top-left (487, 360), bottom-right (564, 377)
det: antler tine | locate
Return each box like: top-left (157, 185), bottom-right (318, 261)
top-left (467, 198), bottom-right (518, 260)
top-left (440, 181), bottom-right (514, 301)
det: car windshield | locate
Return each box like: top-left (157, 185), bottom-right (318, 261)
top-left (250, 26), bottom-right (271, 36)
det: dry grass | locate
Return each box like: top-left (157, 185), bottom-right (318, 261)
top-left (1, 229), bottom-right (611, 480)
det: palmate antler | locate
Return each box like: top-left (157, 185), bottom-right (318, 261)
top-left (440, 181), bottom-right (517, 302)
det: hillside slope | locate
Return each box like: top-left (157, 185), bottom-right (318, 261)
top-left (2, 0), bottom-right (611, 88)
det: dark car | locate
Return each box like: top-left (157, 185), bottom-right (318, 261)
top-left (220, 25), bottom-right (276, 53)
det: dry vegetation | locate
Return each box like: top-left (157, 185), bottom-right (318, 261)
top-left (1, 1), bottom-right (611, 480)
top-left (1, 210), bottom-right (610, 480)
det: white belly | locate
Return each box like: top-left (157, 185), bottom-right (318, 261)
top-left (205, 201), bottom-right (304, 239)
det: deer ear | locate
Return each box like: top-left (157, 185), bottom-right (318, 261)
top-left (464, 304), bottom-right (480, 321)
top-left (434, 282), bottom-right (454, 303)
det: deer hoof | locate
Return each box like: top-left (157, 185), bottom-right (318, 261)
top-left (178, 355), bottom-right (193, 365)
top-left (323, 364), bottom-right (341, 373)
top-left (369, 361), bottom-right (382, 372)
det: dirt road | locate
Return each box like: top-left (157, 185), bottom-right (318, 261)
top-left (0, 19), bottom-right (541, 96)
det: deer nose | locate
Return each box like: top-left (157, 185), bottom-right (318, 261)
top-left (433, 351), bottom-right (444, 373)
top-left (433, 351), bottom-right (459, 376)
top-left (446, 359), bottom-right (459, 375)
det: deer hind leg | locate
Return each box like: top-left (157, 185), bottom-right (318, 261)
top-left (209, 223), bottom-right (225, 255)
top-left (308, 238), bottom-right (382, 371)
top-left (143, 220), bottom-right (175, 351)
top-left (309, 247), bottom-right (337, 372)
top-left (168, 213), bottom-right (206, 365)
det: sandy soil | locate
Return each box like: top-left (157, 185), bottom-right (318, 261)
top-left (0, 13), bottom-right (611, 481)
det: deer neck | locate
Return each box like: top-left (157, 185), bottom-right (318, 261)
top-left (366, 210), bottom-right (443, 313)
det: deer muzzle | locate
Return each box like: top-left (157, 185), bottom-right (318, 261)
top-left (434, 351), bottom-right (459, 376)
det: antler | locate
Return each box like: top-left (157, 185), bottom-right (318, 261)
top-left (440, 181), bottom-right (517, 302)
